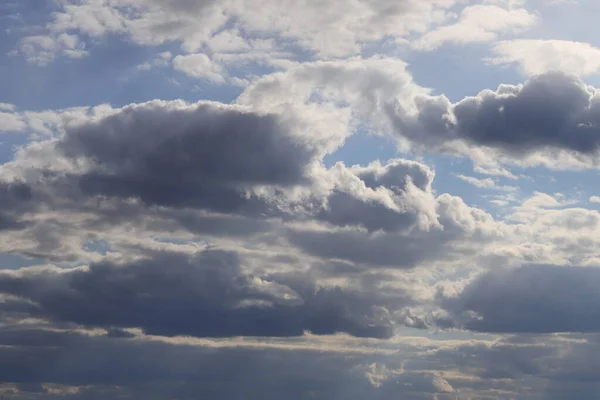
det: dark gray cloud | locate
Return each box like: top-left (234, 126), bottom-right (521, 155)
top-left (287, 192), bottom-right (499, 268)
top-left (389, 72), bottom-right (600, 157)
top-left (440, 264), bottom-right (600, 333)
top-left (0, 326), bottom-right (459, 400)
top-left (0, 181), bottom-right (33, 231)
top-left (57, 101), bottom-right (316, 213)
top-left (287, 228), bottom-right (446, 268)
top-left (0, 249), bottom-right (395, 338)
top-left (5, 324), bottom-right (599, 400)
top-left (316, 191), bottom-right (419, 232)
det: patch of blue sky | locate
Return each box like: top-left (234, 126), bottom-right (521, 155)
top-left (527, 0), bottom-right (600, 46)
top-left (83, 240), bottom-right (112, 257)
top-left (0, 0), bottom-right (56, 30)
top-left (519, 166), bottom-right (600, 205)
top-left (0, 133), bottom-right (28, 165)
top-left (405, 44), bottom-right (524, 102)
top-left (2, 39), bottom-right (182, 110)
top-left (0, 252), bottom-right (45, 270)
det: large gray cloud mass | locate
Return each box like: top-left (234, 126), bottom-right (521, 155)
top-left (3, 61), bottom-right (600, 399)
top-left (0, 249), bottom-right (395, 338)
top-left (440, 265), bottom-right (600, 333)
top-left (57, 101), bottom-right (316, 213)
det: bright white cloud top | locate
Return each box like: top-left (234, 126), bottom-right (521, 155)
top-left (1, 0), bottom-right (600, 399)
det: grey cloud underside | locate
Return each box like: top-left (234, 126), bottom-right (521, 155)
top-left (354, 159), bottom-right (434, 192)
top-left (2, 324), bottom-right (598, 400)
top-left (0, 327), bottom-right (460, 400)
top-left (316, 192), bottom-right (419, 233)
top-left (287, 229), bottom-right (444, 268)
top-left (0, 250), bottom-right (395, 338)
top-left (390, 72), bottom-right (600, 156)
top-left (58, 101), bottom-right (314, 213)
top-left (0, 181), bottom-right (34, 231)
top-left (441, 265), bottom-right (600, 333)
top-left (289, 193), bottom-right (497, 268)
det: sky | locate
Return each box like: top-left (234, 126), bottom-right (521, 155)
top-left (3, 0), bottom-right (600, 399)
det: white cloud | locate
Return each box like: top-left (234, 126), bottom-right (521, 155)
top-left (137, 51), bottom-right (173, 71)
top-left (454, 174), bottom-right (517, 191)
top-left (207, 29), bottom-right (251, 53)
top-left (18, 0), bottom-right (466, 64)
top-left (0, 104), bottom-right (16, 112)
top-left (172, 53), bottom-right (226, 83)
top-left (520, 192), bottom-right (564, 209)
top-left (412, 4), bottom-right (536, 51)
top-left (17, 33), bottom-right (88, 66)
top-left (0, 112), bottom-right (26, 133)
top-left (489, 39), bottom-right (600, 77)
top-left (590, 196), bottom-right (600, 204)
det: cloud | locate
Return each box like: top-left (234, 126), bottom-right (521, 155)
top-left (4, 61), bottom-right (599, 274)
top-left (489, 39), bottom-right (600, 77)
top-left (137, 51), bottom-right (173, 71)
top-left (53, 100), bottom-right (321, 214)
top-left (288, 191), bottom-right (505, 268)
top-left (0, 325), bottom-right (478, 400)
top-left (0, 111), bottom-right (26, 133)
top-left (455, 174), bottom-right (517, 191)
top-left (590, 196), bottom-right (600, 203)
top-left (17, 34), bottom-right (88, 66)
top-left (440, 264), bottom-right (600, 333)
top-left (0, 89), bottom-right (515, 269)
top-left (0, 249), bottom-right (398, 338)
top-left (206, 28), bottom-right (251, 53)
top-left (7, 1), bottom-right (600, 398)
top-left (0, 86), bottom-right (497, 269)
top-left (242, 59), bottom-right (600, 170)
top-left (412, 4), bottom-right (536, 51)
top-left (387, 72), bottom-right (600, 167)
top-left (311, 159), bottom-right (438, 233)
top-left (0, 321), bottom-right (597, 399)
top-left (28, 0), bottom-right (463, 62)
top-left (172, 53), bottom-right (226, 82)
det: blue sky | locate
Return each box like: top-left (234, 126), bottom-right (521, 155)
top-left (3, 0), bottom-right (600, 399)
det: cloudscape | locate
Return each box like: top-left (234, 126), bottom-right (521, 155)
top-left (2, 0), bottom-right (600, 398)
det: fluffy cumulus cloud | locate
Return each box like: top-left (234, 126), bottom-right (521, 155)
top-left (12, 0), bottom-right (539, 70)
top-left (1, 69), bottom-right (600, 395)
top-left (238, 58), bottom-right (600, 170)
top-left (5, 0), bottom-right (600, 398)
top-left (489, 39), bottom-right (600, 77)
top-left (387, 72), bottom-right (600, 169)
top-left (19, 0), bottom-right (462, 60)
top-left (4, 61), bottom-right (600, 397)
top-left (16, 34), bottom-right (88, 66)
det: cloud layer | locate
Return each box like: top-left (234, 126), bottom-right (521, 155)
top-left (4, 0), bottom-right (600, 398)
